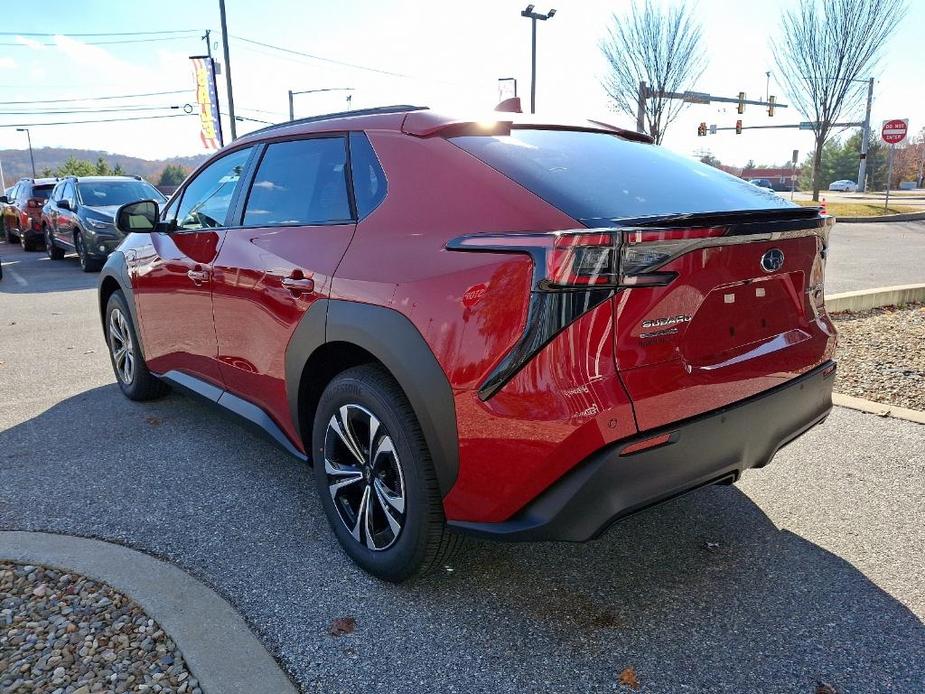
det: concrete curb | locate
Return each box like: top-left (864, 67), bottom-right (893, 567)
top-left (835, 211), bottom-right (925, 223)
top-left (826, 284), bottom-right (925, 313)
top-left (0, 532), bottom-right (297, 694)
top-left (833, 393), bottom-right (925, 425)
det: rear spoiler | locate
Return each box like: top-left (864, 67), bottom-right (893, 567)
top-left (401, 110), bottom-right (654, 143)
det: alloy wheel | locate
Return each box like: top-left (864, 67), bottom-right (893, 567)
top-left (323, 404), bottom-right (407, 551)
top-left (108, 308), bottom-right (135, 385)
top-left (45, 229), bottom-right (53, 257)
top-left (76, 235), bottom-right (86, 269)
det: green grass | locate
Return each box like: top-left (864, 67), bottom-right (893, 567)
top-left (795, 201), bottom-right (920, 216)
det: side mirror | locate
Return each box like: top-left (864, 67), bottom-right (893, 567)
top-left (58, 199), bottom-right (71, 211)
top-left (115, 199), bottom-right (160, 234)
top-left (0, 196), bottom-right (8, 204)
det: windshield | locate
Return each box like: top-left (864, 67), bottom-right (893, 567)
top-left (450, 128), bottom-right (795, 223)
top-left (77, 180), bottom-right (165, 207)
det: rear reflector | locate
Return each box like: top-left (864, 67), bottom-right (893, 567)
top-left (620, 432), bottom-right (674, 456)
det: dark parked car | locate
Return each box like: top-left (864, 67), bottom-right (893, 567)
top-left (98, 106), bottom-right (837, 581)
top-left (1, 178), bottom-right (57, 250)
top-left (43, 176), bottom-right (165, 271)
top-left (748, 178), bottom-right (775, 190)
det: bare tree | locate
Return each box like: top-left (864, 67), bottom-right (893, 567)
top-left (599, 0), bottom-right (706, 144)
top-left (772, 0), bottom-right (907, 200)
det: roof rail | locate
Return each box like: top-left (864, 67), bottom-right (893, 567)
top-left (242, 105), bottom-right (428, 138)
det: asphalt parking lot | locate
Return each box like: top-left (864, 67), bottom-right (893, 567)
top-left (1, 234), bottom-right (923, 693)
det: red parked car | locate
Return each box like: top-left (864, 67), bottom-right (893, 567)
top-left (2, 178), bottom-right (57, 250)
top-left (99, 106), bottom-right (837, 581)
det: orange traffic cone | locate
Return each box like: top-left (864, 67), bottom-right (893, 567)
top-left (820, 197), bottom-right (827, 214)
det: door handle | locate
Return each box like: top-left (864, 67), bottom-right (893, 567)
top-left (281, 273), bottom-right (315, 296)
top-left (187, 268), bottom-right (209, 285)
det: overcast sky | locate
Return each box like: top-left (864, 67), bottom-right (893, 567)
top-left (1, 0), bottom-right (922, 170)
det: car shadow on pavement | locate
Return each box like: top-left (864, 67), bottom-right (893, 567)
top-left (0, 247), bottom-right (95, 294)
top-left (1, 385), bottom-right (922, 693)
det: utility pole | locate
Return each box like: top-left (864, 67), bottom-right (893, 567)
top-left (520, 5), bottom-right (556, 114)
top-left (202, 29), bottom-right (212, 58)
top-left (218, 0), bottom-right (236, 140)
top-left (765, 71), bottom-right (771, 102)
top-left (16, 128), bottom-right (35, 178)
top-left (857, 77), bottom-right (874, 192)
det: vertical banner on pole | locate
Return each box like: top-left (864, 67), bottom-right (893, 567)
top-left (190, 56), bottom-right (224, 150)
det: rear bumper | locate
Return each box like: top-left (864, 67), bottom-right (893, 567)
top-left (449, 360), bottom-right (836, 542)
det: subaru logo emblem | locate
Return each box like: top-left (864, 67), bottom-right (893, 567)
top-left (761, 248), bottom-right (784, 273)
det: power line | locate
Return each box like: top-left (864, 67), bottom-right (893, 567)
top-left (230, 35), bottom-right (414, 79)
top-left (0, 113), bottom-right (192, 128)
top-left (0, 29), bottom-right (201, 37)
top-left (0, 105), bottom-right (180, 116)
top-left (0, 90), bottom-right (192, 106)
top-left (1, 35), bottom-right (200, 47)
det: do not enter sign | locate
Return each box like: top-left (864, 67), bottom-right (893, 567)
top-left (882, 119), bottom-right (908, 145)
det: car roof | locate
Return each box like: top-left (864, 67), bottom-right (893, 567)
top-left (233, 104), bottom-right (654, 146)
top-left (66, 176), bottom-right (144, 182)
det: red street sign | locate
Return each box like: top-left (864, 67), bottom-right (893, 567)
top-left (881, 119), bottom-right (908, 145)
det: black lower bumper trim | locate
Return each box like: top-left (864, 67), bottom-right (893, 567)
top-left (449, 361), bottom-right (836, 542)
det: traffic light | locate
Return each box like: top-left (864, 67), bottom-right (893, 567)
top-left (697, 122), bottom-right (707, 137)
top-left (735, 119), bottom-right (743, 134)
top-left (767, 95), bottom-right (776, 117)
top-left (737, 91), bottom-right (746, 114)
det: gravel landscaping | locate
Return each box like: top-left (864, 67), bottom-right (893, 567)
top-left (830, 302), bottom-right (925, 411)
top-left (0, 562), bottom-right (197, 694)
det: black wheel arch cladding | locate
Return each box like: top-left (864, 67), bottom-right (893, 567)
top-left (286, 299), bottom-right (460, 496)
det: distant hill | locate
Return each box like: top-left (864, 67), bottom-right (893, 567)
top-left (0, 147), bottom-right (209, 187)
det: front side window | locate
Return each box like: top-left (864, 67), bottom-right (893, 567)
top-left (175, 147), bottom-right (252, 231)
top-left (242, 137), bottom-right (351, 227)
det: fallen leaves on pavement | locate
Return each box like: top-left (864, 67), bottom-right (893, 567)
top-left (329, 616), bottom-right (356, 637)
top-left (618, 666), bottom-right (640, 690)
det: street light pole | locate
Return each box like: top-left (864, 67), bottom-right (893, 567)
top-left (218, 0), bottom-right (237, 140)
top-left (520, 5), bottom-right (556, 114)
top-left (287, 88), bottom-right (355, 121)
top-left (16, 128), bottom-right (35, 178)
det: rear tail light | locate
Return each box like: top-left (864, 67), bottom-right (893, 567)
top-left (621, 227), bottom-right (726, 276)
top-left (448, 226), bottom-right (729, 290)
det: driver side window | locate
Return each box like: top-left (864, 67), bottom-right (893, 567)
top-left (174, 147), bottom-right (252, 231)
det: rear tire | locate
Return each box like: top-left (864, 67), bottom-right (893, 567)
top-left (45, 227), bottom-right (64, 260)
top-left (312, 365), bottom-right (462, 582)
top-left (105, 290), bottom-right (168, 401)
top-left (20, 231), bottom-right (38, 252)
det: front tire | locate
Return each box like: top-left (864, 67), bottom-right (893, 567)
top-left (76, 232), bottom-right (103, 272)
top-left (105, 291), bottom-right (167, 401)
top-left (312, 365), bottom-right (461, 582)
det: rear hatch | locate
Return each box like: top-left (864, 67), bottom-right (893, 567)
top-left (611, 208), bottom-right (835, 430)
top-left (449, 126), bottom-right (836, 430)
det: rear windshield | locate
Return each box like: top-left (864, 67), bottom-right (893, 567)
top-left (30, 185), bottom-right (54, 200)
top-left (450, 128), bottom-right (796, 223)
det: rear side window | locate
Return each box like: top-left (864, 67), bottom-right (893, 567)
top-left (450, 129), bottom-right (796, 223)
top-left (349, 132), bottom-right (387, 218)
top-left (243, 137), bottom-right (351, 226)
